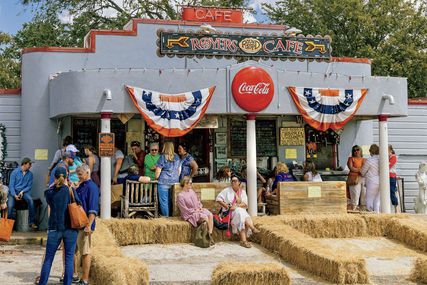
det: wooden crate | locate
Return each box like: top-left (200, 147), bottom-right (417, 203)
top-left (172, 182), bottom-right (229, 217)
top-left (276, 181), bottom-right (347, 214)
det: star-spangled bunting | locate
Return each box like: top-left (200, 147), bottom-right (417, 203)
top-left (288, 87), bottom-right (368, 131)
top-left (125, 85), bottom-right (215, 137)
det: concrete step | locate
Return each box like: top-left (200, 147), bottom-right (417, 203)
top-left (0, 231), bottom-right (46, 246)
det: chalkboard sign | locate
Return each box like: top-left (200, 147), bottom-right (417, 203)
top-left (73, 119), bottom-right (99, 150)
top-left (229, 120), bottom-right (277, 157)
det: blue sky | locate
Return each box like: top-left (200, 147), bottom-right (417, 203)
top-left (0, 0), bottom-right (33, 35)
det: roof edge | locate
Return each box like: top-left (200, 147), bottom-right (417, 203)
top-left (0, 88), bottom-right (21, 95)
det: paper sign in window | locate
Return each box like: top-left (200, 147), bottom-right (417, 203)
top-left (307, 186), bottom-right (321, 198)
top-left (285, 148), bottom-right (297, 159)
top-left (35, 149), bottom-right (48, 160)
top-left (201, 188), bottom-right (216, 201)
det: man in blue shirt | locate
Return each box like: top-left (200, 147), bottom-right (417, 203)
top-left (75, 164), bottom-right (99, 285)
top-left (7, 157), bottom-right (37, 229)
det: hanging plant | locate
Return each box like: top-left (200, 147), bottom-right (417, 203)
top-left (0, 123), bottom-right (7, 170)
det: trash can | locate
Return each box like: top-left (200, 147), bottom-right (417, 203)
top-left (15, 209), bottom-right (30, 232)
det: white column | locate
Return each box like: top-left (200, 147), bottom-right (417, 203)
top-left (378, 114), bottom-right (391, 213)
top-left (100, 111), bottom-right (112, 219)
top-left (246, 114), bottom-right (257, 216)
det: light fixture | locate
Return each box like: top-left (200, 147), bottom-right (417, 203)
top-left (103, 89), bottom-right (112, 101)
top-left (382, 94), bottom-right (395, 105)
top-left (284, 27), bottom-right (302, 37)
top-left (200, 23), bottom-right (217, 34)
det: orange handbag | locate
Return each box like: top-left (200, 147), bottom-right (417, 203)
top-left (68, 188), bottom-right (89, 229)
top-left (0, 210), bottom-right (15, 242)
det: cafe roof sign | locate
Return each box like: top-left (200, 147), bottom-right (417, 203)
top-left (159, 32), bottom-right (332, 61)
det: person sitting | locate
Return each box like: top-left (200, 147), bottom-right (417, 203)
top-left (0, 176), bottom-right (8, 211)
top-left (303, 161), bottom-right (322, 182)
top-left (177, 176), bottom-right (214, 237)
top-left (7, 157), bottom-right (37, 230)
top-left (122, 166), bottom-right (151, 196)
top-left (267, 162), bottom-right (294, 199)
top-left (130, 141), bottom-right (145, 175)
top-left (216, 175), bottom-right (260, 248)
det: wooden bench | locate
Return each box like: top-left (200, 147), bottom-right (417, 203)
top-left (121, 181), bottom-right (158, 218)
top-left (266, 181), bottom-right (347, 215)
top-left (172, 182), bottom-right (229, 217)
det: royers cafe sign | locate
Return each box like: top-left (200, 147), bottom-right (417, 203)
top-left (159, 6), bottom-right (331, 60)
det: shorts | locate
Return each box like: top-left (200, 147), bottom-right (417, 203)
top-left (76, 230), bottom-right (92, 256)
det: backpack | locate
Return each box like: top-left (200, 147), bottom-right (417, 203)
top-left (193, 221), bottom-right (212, 248)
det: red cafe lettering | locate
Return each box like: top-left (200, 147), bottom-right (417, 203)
top-left (232, 66), bottom-right (274, 112)
top-left (182, 7), bottom-right (243, 23)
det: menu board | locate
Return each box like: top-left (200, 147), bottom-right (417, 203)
top-left (73, 119), bottom-right (98, 149)
top-left (229, 120), bottom-right (277, 157)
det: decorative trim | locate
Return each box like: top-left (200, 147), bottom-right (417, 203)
top-left (378, 114), bottom-right (388, 121)
top-left (0, 123), bottom-right (7, 170)
top-left (0, 88), bottom-right (21, 95)
top-left (408, 98), bottom-right (427, 105)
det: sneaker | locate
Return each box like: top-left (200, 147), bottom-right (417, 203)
top-left (60, 275), bottom-right (79, 283)
top-left (30, 224), bottom-right (38, 230)
top-left (78, 280), bottom-right (89, 285)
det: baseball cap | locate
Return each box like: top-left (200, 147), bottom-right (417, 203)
top-left (66, 144), bottom-right (79, 153)
top-left (62, 151), bottom-right (76, 160)
top-left (21, 157), bottom-right (35, 165)
top-left (130, 141), bottom-right (141, 147)
top-left (54, 166), bottom-right (67, 179)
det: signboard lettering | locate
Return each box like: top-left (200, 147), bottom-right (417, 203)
top-left (160, 32), bottom-right (332, 60)
top-left (232, 67), bottom-right (274, 112)
top-left (280, 128), bottom-right (305, 146)
top-left (182, 7), bottom-right (243, 23)
top-left (99, 133), bottom-right (115, 157)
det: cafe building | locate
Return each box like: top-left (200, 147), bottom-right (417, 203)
top-left (1, 6), bottom-right (407, 218)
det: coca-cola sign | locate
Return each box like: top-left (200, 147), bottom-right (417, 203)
top-left (232, 66), bottom-right (274, 112)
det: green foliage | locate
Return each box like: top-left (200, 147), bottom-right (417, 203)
top-left (264, 0), bottom-right (427, 98)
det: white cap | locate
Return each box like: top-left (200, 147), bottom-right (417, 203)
top-left (66, 144), bottom-right (79, 153)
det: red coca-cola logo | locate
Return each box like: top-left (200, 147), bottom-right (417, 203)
top-left (232, 66), bottom-right (274, 112)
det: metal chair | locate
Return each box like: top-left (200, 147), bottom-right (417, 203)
top-left (121, 181), bottom-right (158, 218)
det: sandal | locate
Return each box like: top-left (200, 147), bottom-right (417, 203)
top-left (34, 276), bottom-right (40, 285)
top-left (252, 228), bottom-right (260, 234)
top-left (240, 241), bottom-right (252, 248)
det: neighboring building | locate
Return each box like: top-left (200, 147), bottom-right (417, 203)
top-left (0, 89), bottom-right (21, 163)
top-left (374, 99), bottom-right (427, 212)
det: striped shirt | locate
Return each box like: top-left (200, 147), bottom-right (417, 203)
top-left (361, 155), bottom-right (379, 184)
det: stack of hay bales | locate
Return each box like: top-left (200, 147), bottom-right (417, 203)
top-left (211, 262), bottom-right (290, 285)
top-left (411, 257), bottom-right (427, 283)
top-left (90, 221), bottom-right (149, 285)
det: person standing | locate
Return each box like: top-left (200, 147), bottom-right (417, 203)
top-left (389, 145), bottom-right (399, 212)
top-left (48, 136), bottom-right (72, 176)
top-left (112, 146), bottom-right (125, 184)
top-left (155, 142), bottom-right (181, 217)
top-left (178, 143), bottom-right (198, 181)
top-left (38, 167), bottom-right (79, 285)
top-left (130, 141), bottom-right (145, 175)
top-left (0, 177), bottom-right (8, 210)
top-left (143, 143), bottom-right (160, 180)
top-left (75, 164), bottom-right (100, 285)
top-left (361, 144), bottom-right (380, 213)
top-left (347, 145), bottom-right (366, 210)
top-left (84, 146), bottom-right (100, 187)
top-left (7, 157), bottom-right (37, 229)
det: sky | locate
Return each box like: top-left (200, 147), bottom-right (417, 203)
top-left (0, 0), bottom-right (33, 35)
top-left (0, 0), bottom-right (277, 36)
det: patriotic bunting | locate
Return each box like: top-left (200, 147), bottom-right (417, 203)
top-left (125, 85), bottom-right (215, 137)
top-left (288, 87), bottom-right (368, 131)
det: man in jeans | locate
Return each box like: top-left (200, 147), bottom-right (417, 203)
top-left (75, 164), bottom-right (99, 285)
top-left (7, 157), bottom-right (37, 229)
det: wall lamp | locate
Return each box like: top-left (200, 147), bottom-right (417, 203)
top-left (103, 89), bottom-right (112, 101)
top-left (284, 27), bottom-right (302, 37)
top-left (382, 93), bottom-right (395, 105)
top-left (200, 23), bottom-right (217, 34)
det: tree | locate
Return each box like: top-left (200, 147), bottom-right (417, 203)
top-left (264, 0), bottom-right (427, 98)
top-left (0, 0), bottom-right (245, 88)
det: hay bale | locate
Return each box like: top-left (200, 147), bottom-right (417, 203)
top-left (258, 224), bottom-right (370, 284)
top-left (211, 262), bottom-right (290, 285)
top-left (387, 218), bottom-right (427, 252)
top-left (411, 257), bottom-right (427, 283)
top-left (361, 214), bottom-right (394, 236)
top-left (91, 254), bottom-right (149, 285)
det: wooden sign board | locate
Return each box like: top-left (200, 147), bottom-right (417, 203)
top-left (99, 133), bottom-right (115, 157)
top-left (280, 127), bottom-right (305, 145)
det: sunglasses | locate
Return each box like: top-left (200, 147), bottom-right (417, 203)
top-left (185, 182), bottom-right (192, 185)
top-left (150, 149), bottom-right (159, 152)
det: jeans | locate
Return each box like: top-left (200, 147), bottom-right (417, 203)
top-left (158, 184), bottom-right (172, 217)
top-left (390, 177), bottom-right (399, 206)
top-left (7, 192), bottom-right (36, 225)
top-left (39, 229), bottom-right (78, 285)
